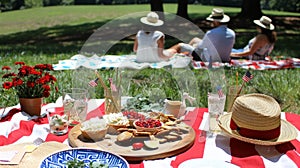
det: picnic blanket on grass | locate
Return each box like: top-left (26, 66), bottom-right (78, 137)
top-left (193, 58), bottom-right (300, 70)
top-left (53, 54), bottom-right (192, 70)
top-left (53, 54), bottom-right (300, 71)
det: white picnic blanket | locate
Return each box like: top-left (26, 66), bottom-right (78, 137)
top-left (53, 54), bottom-right (192, 70)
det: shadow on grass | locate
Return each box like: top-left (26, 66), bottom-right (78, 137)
top-left (0, 18), bottom-right (180, 55)
top-left (0, 20), bottom-right (109, 55)
top-left (0, 14), bottom-right (299, 57)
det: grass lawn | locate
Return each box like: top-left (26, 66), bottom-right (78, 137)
top-left (0, 5), bottom-right (299, 114)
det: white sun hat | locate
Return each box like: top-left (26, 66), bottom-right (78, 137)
top-left (140, 12), bottom-right (164, 26)
top-left (206, 8), bottom-right (230, 23)
top-left (254, 16), bottom-right (275, 30)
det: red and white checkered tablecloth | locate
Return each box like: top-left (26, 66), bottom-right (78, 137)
top-left (0, 99), bottom-right (300, 168)
top-left (192, 58), bottom-right (300, 70)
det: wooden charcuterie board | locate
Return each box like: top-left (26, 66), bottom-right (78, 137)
top-left (68, 123), bottom-right (195, 162)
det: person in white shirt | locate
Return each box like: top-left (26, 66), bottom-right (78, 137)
top-left (133, 12), bottom-right (175, 63)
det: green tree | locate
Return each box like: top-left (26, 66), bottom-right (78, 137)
top-left (0, 0), bottom-right (24, 10)
top-left (263, 0), bottom-right (300, 12)
top-left (239, 0), bottom-right (263, 20)
top-left (150, 0), bottom-right (164, 20)
top-left (176, 0), bottom-right (189, 20)
top-left (25, 0), bottom-right (43, 8)
top-left (150, 0), bottom-right (190, 20)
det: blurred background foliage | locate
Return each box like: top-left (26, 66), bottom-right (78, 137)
top-left (0, 0), bottom-right (299, 12)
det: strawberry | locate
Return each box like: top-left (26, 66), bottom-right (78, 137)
top-left (132, 142), bottom-right (144, 150)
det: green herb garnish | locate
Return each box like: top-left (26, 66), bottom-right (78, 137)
top-left (66, 159), bottom-right (109, 168)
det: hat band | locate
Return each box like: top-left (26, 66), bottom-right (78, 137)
top-left (147, 18), bottom-right (158, 23)
top-left (230, 119), bottom-right (280, 140)
top-left (211, 15), bottom-right (224, 19)
top-left (261, 22), bottom-right (270, 27)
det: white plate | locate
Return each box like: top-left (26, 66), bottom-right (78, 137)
top-left (179, 159), bottom-right (240, 168)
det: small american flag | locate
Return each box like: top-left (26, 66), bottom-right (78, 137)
top-left (216, 85), bottom-right (224, 98)
top-left (108, 78), bottom-right (117, 91)
top-left (88, 78), bottom-right (98, 87)
top-left (242, 71), bottom-right (254, 82)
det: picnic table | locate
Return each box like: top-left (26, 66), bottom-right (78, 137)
top-left (0, 99), bottom-right (300, 168)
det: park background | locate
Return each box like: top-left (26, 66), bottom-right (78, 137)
top-left (0, 0), bottom-right (300, 113)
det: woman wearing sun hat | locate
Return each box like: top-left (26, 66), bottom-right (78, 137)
top-left (231, 16), bottom-right (277, 60)
top-left (133, 11), bottom-right (175, 63)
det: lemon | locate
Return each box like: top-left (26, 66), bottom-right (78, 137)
top-left (144, 140), bottom-right (159, 149)
top-left (24, 145), bottom-right (37, 152)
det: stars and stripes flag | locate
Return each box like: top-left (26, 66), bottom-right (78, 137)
top-left (242, 70), bottom-right (254, 82)
top-left (216, 85), bottom-right (224, 98)
top-left (88, 78), bottom-right (98, 87)
top-left (108, 78), bottom-right (117, 92)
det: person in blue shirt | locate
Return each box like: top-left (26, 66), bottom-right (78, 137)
top-left (169, 8), bottom-right (236, 63)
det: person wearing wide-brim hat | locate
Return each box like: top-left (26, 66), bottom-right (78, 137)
top-left (169, 8), bottom-right (235, 63)
top-left (139, 11), bottom-right (164, 26)
top-left (231, 15), bottom-right (277, 60)
top-left (133, 12), bottom-right (175, 63)
top-left (218, 93), bottom-right (298, 145)
top-left (206, 8), bottom-right (231, 23)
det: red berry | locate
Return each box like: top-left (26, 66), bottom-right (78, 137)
top-left (132, 142), bottom-right (144, 150)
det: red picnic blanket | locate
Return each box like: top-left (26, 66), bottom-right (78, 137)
top-left (192, 57), bottom-right (300, 70)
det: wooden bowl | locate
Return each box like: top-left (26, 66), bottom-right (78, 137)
top-left (133, 119), bottom-right (162, 134)
top-left (81, 125), bottom-right (108, 141)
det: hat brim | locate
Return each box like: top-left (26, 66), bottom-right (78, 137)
top-left (253, 20), bottom-right (275, 30)
top-left (218, 113), bottom-right (298, 146)
top-left (140, 17), bottom-right (164, 26)
top-left (206, 14), bottom-right (230, 23)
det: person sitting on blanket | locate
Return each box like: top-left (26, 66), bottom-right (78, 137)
top-left (230, 16), bottom-right (277, 60)
top-left (133, 12), bottom-right (176, 63)
top-left (168, 8), bottom-right (235, 63)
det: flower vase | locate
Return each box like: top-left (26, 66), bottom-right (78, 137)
top-left (19, 97), bottom-right (43, 116)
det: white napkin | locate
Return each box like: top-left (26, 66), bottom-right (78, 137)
top-left (0, 151), bottom-right (18, 162)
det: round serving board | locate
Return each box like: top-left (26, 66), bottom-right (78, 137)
top-left (68, 124), bottom-right (195, 162)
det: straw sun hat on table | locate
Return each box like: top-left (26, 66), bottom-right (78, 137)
top-left (218, 93), bottom-right (298, 145)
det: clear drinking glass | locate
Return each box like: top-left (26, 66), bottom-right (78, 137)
top-left (46, 107), bottom-right (68, 135)
top-left (63, 88), bottom-right (88, 126)
top-left (105, 89), bottom-right (121, 114)
top-left (208, 93), bottom-right (226, 134)
top-left (225, 85), bottom-right (241, 112)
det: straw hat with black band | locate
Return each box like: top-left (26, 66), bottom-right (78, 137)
top-left (218, 93), bottom-right (298, 145)
top-left (140, 12), bottom-right (164, 26)
top-left (206, 8), bottom-right (230, 23)
top-left (254, 16), bottom-right (275, 30)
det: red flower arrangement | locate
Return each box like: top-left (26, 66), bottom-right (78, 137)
top-left (2, 62), bottom-right (58, 98)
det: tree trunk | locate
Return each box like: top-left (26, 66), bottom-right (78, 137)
top-left (150, 0), bottom-right (164, 21)
top-left (177, 0), bottom-right (190, 20)
top-left (239, 0), bottom-right (263, 20)
top-left (12, 0), bottom-right (24, 10)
